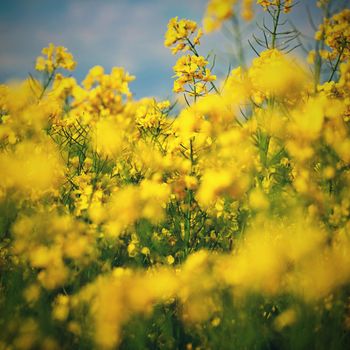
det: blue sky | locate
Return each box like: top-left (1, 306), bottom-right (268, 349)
top-left (0, 0), bottom-right (324, 99)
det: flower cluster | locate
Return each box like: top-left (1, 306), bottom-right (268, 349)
top-left (172, 54), bottom-right (216, 94)
top-left (35, 43), bottom-right (76, 73)
top-left (202, 0), bottom-right (294, 33)
top-left (316, 8), bottom-right (350, 61)
top-left (164, 17), bottom-right (203, 54)
top-left (203, 0), bottom-right (254, 32)
top-left (257, 0), bottom-right (293, 13)
top-left (165, 17), bottom-right (217, 97)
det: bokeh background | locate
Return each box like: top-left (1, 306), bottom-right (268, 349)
top-left (0, 0), bottom-right (323, 99)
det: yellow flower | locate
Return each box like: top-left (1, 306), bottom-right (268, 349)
top-left (203, 0), bottom-right (236, 33)
top-left (316, 9), bottom-right (350, 61)
top-left (172, 55), bottom-right (216, 95)
top-left (274, 309), bottom-right (297, 330)
top-left (203, 0), bottom-right (254, 33)
top-left (35, 43), bottom-right (76, 72)
top-left (166, 255), bottom-right (175, 265)
top-left (164, 17), bottom-right (202, 54)
top-left (257, 0), bottom-right (293, 13)
top-left (248, 49), bottom-right (308, 101)
top-left (249, 188), bottom-right (269, 210)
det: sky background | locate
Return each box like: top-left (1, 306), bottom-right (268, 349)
top-left (0, 0), bottom-right (326, 100)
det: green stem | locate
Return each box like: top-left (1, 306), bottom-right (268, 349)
top-left (184, 138), bottom-right (194, 254)
top-left (192, 77), bottom-right (197, 103)
top-left (314, 2), bottom-right (331, 90)
top-left (231, 14), bottom-right (246, 68)
top-left (328, 45), bottom-right (345, 82)
top-left (38, 68), bottom-right (56, 100)
top-left (271, 5), bottom-right (281, 49)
